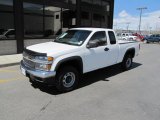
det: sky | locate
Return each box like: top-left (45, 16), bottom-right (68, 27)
top-left (114, 0), bottom-right (160, 31)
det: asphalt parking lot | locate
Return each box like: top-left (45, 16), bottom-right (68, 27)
top-left (0, 43), bottom-right (160, 120)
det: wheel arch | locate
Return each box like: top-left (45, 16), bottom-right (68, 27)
top-left (55, 56), bottom-right (83, 74)
top-left (123, 48), bottom-right (135, 59)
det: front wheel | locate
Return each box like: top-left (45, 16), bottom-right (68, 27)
top-left (121, 55), bottom-right (133, 71)
top-left (56, 66), bottom-right (79, 92)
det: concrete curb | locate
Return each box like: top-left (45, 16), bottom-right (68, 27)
top-left (0, 54), bottom-right (22, 68)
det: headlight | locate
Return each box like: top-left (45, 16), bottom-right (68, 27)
top-left (34, 56), bottom-right (54, 71)
top-left (35, 56), bottom-right (48, 61)
top-left (35, 63), bottom-right (52, 71)
top-left (35, 56), bottom-right (54, 61)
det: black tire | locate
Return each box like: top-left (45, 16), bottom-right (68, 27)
top-left (130, 38), bottom-right (133, 41)
top-left (143, 40), bottom-right (147, 43)
top-left (56, 66), bottom-right (79, 92)
top-left (121, 54), bottom-right (133, 71)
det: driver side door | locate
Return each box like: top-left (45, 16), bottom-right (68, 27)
top-left (84, 31), bottom-right (110, 73)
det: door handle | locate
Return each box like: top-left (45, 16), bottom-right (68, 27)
top-left (104, 47), bottom-right (109, 51)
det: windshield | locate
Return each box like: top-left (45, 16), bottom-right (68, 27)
top-left (54, 30), bottom-right (91, 46)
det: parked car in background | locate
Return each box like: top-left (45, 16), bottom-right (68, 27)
top-left (133, 33), bottom-right (144, 41)
top-left (143, 35), bottom-right (150, 41)
top-left (145, 34), bottom-right (160, 43)
top-left (119, 33), bottom-right (137, 41)
top-left (116, 33), bottom-right (122, 40)
top-left (0, 29), bottom-right (15, 39)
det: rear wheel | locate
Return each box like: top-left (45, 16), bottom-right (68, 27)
top-left (121, 55), bottom-right (133, 71)
top-left (56, 66), bottom-right (79, 92)
top-left (143, 40), bottom-right (147, 43)
top-left (146, 41), bottom-right (150, 43)
top-left (130, 38), bottom-right (133, 41)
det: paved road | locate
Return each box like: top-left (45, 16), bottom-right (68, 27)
top-left (0, 44), bottom-right (160, 120)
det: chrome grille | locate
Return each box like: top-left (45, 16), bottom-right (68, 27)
top-left (22, 48), bottom-right (47, 69)
top-left (23, 51), bottom-right (35, 69)
top-left (23, 57), bottom-right (35, 69)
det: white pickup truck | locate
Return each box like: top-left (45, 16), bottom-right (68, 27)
top-left (20, 28), bottom-right (140, 92)
top-left (117, 33), bottom-right (137, 41)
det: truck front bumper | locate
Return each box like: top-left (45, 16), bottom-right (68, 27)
top-left (20, 61), bottom-right (56, 84)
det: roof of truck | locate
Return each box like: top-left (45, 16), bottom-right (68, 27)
top-left (71, 28), bottom-right (114, 32)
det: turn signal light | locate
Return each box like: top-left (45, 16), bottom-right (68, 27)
top-left (48, 57), bottom-right (54, 61)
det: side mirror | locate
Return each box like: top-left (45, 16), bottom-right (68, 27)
top-left (87, 41), bottom-right (99, 48)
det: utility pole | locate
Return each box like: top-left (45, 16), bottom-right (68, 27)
top-left (126, 22), bottom-right (130, 32)
top-left (113, 22), bottom-right (118, 30)
top-left (137, 7), bottom-right (147, 34)
top-left (149, 27), bottom-right (152, 34)
top-left (158, 17), bottom-right (160, 33)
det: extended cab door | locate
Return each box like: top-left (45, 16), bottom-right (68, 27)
top-left (84, 31), bottom-right (111, 72)
top-left (106, 31), bottom-right (119, 66)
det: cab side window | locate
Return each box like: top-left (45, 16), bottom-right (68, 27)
top-left (90, 31), bottom-right (107, 46)
top-left (108, 31), bottom-right (116, 45)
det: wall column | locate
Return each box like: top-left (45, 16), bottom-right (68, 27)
top-left (14, 0), bottom-right (24, 53)
top-left (76, 0), bottom-right (81, 27)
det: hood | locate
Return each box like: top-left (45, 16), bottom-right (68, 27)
top-left (26, 42), bottom-right (80, 56)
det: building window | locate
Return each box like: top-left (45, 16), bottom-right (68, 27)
top-left (59, 0), bottom-right (68, 3)
top-left (68, 0), bottom-right (76, 4)
top-left (81, 0), bottom-right (92, 5)
top-left (92, 13), bottom-right (101, 27)
top-left (93, 0), bottom-right (101, 6)
top-left (0, 0), bottom-right (15, 40)
top-left (93, 14), bottom-right (101, 21)
top-left (56, 15), bottom-right (59, 19)
top-left (101, 16), bottom-right (105, 22)
top-left (81, 11), bottom-right (91, 27)
top-left (44, 6), bottom-right (61, 37)
top-left (81, 11), bottom-right (89, 19)
top-left (62, 9), bottom-right (77, 28)
top-left (102, 0), bottom-right (110, 11)
top-left (23, 2), bottom-right (44, 39)
top-left (101, 15), bottom-right (108, 27)
top-left (58, 0), bottom-right (76, 4)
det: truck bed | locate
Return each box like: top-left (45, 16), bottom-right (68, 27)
top-left (118, 40), bottom-right (137, 44)
top-left (116, 40), bottom-right (140, 64)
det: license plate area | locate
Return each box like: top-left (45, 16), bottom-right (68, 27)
top-left (21, 67), bottom-right (26, 76)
